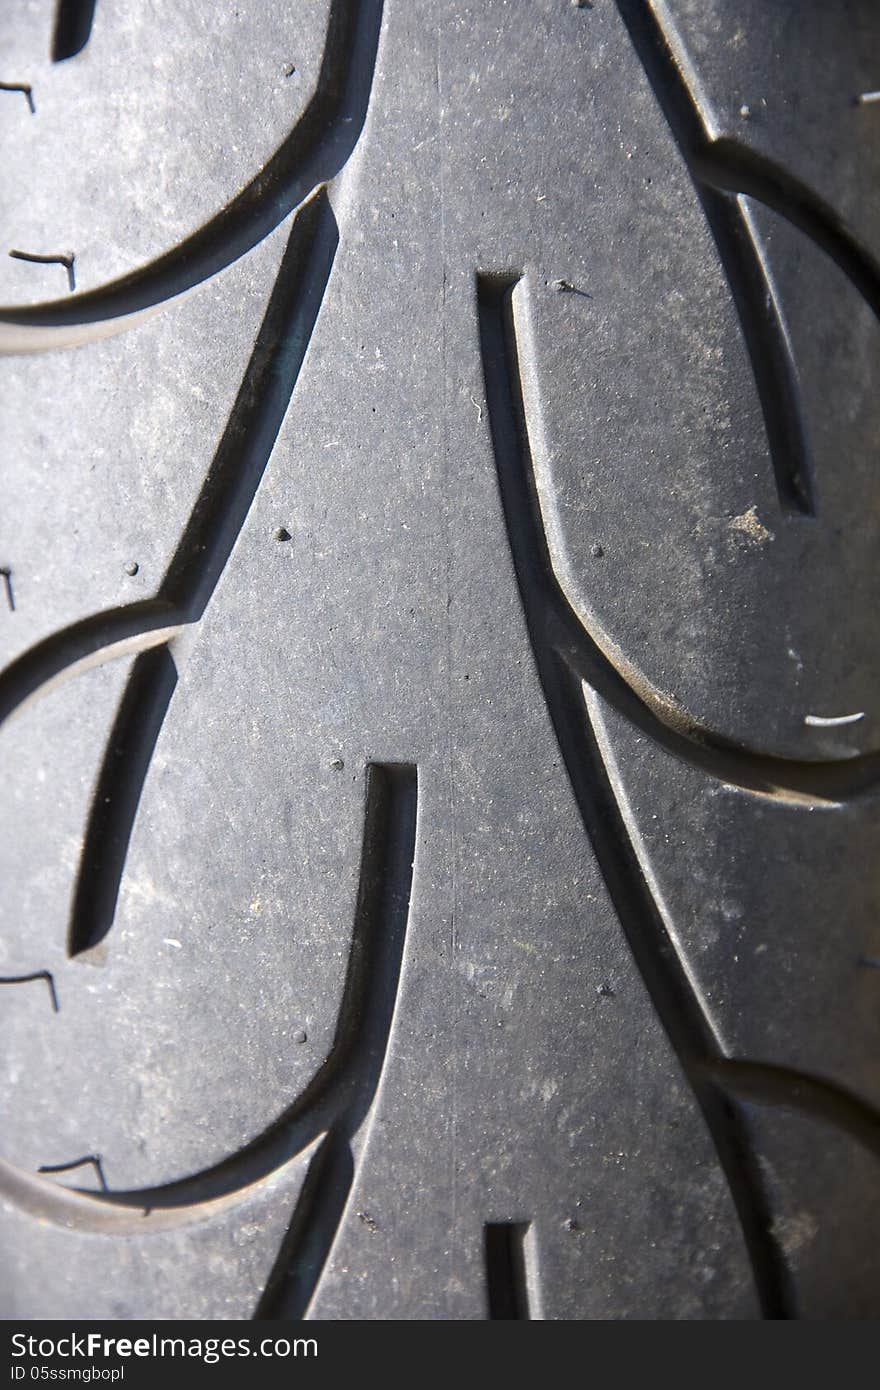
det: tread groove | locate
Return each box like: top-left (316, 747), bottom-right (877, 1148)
top-left (0, 0), bottom-right (383, 345)
top-left (252, 762), bottom-right (418, 1318)
top-left (484, 1222), bottom-right (532, 1320)
top-left (0, 763), bottom-right (418, 1246)
top-left (614, 0), bottom-right (880, 517)
top-left (58, 188), bottom-right (339, 956)
top-left (614, 0), bottom-right (815, 515)
top-left (705, 1060), bottom-right (880, 1161)
top-left (0, 186), bottom-right (337, 736)
top-left (477, 273), bottom-right (792, 1318)
top-left (68, 646), bottom-right (178, 958)
top-left (51, 0), bottom-right (98, 63)
top-left (254, 1133), bottom-right (354, 1320)
top-left (473, 272), bottom-right (880, 805)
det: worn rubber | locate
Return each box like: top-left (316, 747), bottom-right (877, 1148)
top-left (1, 0), bottom-right (879, 1321)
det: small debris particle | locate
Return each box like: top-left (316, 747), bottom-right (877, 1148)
top-left (739, 103), bottom-right (751, 119)
top-left (804, 711), bottom-right (864, 728)
top-left (590, 542), bottom-right (604, 559)
top-left (124, 561), bottom-right (139, 577)
top-left (284, 64), bottom-right (296, 78)
top-left (294, 1028), bottom-right (308, 1044)
top-left (330, 757), bottom-right (345, 771)
top-left (563, 1216), bottom-right (583, 1233)
top-left (357, 1210), bottom-right (378, 1232)
top-left (162, 938), bottom-right (182, 950)
top-left (551, 277), bottom-right (592, 298)
top-left (728, 505), bottom-right (774, 545)
top-left (597, 981), bottom-right (615, 998)
top-left (274, 526), bottom-right (292, 542)
top-left (857, 90), bottom-right (880, 105)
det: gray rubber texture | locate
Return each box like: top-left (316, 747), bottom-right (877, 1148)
top-left (0, 0), bottom-right (878, 1321)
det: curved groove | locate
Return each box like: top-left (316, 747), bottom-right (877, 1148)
top-left (0, 9), bottom-right (393, 1300)
top-left (478, 274), bottom-right (792, 1316)
top-left (476, 272), bottom-right (880, 804)
top-left (68, 646), bottom-right (178, 957)
top-left (0, 603), bottom-right (182, 727)
top-left (615, 0), bottom-right (817, 515)
top-left (254, 1131), bottom-right (354, 1319)
top-left (619, 0), bottom-right (880, 510)
top-left (157, 187), bottom-right (339, 617)
top-left (705, 1060), bottom-right (880, 1163)
top-left (56, 187), bottom-right (338, 958)
top-left (0, 1144), bottom-right (320, 1237)
top-left (550, 604), bottom-right (880, 804)
top-left (0, 174), bottom-right (348, 1221)
top-left (0, 764), bottom-right (418, 1253)
top-left (703, 189), bottom-right (814, 515)
top-left (252, 763), bottom-right (418, 1318)
top-left (695, 137), bottom-right (880, 321)
top-left (0, 0), bottom-right (383, 349)
top-left (0, 185), bottom-right (337, 734)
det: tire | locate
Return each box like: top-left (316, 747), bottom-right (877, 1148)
top-left (1, 0), bottom-right (878, 1321)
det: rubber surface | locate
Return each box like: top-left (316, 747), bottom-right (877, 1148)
top-left (0, 0), bottom-right (878, 1320)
